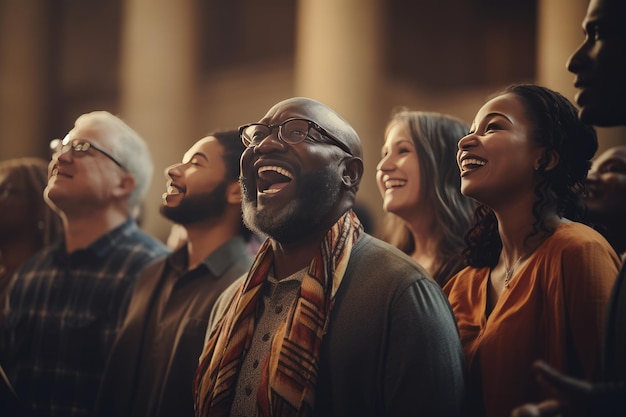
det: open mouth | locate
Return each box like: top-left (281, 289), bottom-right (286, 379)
top-left (384, 179), bottom-right (407, 189)
top-left (165, 182), bottom-right (185, 196)
top-left (51, 167), bottom-right (72, 178)
top-left (257, 165), bottom-right (294, 194)
top-left (460, 157), bottom-right (486, 172)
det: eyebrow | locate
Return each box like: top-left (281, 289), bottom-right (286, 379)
top-left (183, 152), bottom-right (209, 163)
top-left (484, 112), bottom-right (513, 123)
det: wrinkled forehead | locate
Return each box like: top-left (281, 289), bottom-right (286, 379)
top-left (261, 97), bottom-right (362, 157)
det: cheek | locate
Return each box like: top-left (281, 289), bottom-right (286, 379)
top-left (240, 149), bottom-right (254, 174)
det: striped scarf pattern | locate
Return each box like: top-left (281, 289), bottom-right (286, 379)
top-left (194, 210), bottom-right (362, 417)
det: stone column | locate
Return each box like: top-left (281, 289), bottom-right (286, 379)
top-left (295, 0), bottom-right (384, 234)
top-left (0, 0), bottom-right (48, 159)
top-left (537, 0), bottom-right (626, 152)
top-left (119, 0), bottom-right (198, 240)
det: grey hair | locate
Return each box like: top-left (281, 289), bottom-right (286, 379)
top-left (74, 111), bottom-right (153, 212)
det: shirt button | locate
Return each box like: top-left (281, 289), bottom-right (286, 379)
top-left (262, 333), bottom-right (270, 342)
top-left (245, 385), bottom-right (253, 396)
top-left (253, 360), bottom-right (259, 368)
top-left (275, 305), bottom-right (283, 314)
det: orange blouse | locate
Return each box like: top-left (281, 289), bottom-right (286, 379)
top-left (444, 222), bottom-right (620, 417)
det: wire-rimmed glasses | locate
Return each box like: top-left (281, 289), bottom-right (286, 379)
top-left (50, 134), bottom-right (126, 170)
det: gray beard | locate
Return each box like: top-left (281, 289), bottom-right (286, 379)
top-left (241, 166), bottom-right (341, 243)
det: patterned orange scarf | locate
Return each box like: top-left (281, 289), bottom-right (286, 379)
top-left (194, 210), bottom-right (362, 417)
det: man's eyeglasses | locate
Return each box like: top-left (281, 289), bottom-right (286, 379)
top-left (50, 135), bottom-right (126, 170)
top-left (239, 118), bottom-right (353, 156)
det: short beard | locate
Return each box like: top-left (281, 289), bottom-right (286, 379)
top-left (160, 182), bottom-right (227, 225)
top-left (241, 166), bottom-right (341, 243)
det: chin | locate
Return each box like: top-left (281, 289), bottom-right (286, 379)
top-left (579, 102), bottom-right (625, 127)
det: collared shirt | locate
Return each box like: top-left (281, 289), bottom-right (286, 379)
top-left (229, 268), bottom-right (305, 417)
top-left (0, 218), bottom-right (169, 417)
top-left (124, 236), bottom-right (253, 417)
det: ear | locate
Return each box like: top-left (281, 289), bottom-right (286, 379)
top-left (226, 180), bottom-right (242, 205)
top-left (112, 173), bottom-right (136, 199)
top-left (536, 150), bottom-right (559, 172)
top-left (341, 157), bottom-right (364, 191)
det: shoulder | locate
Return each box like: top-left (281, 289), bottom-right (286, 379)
top-left (205, 274), bottom-right (246, 340)
top-left (443, 265), bottom-right (487, 299)
top-left (124, 228), bottom-right (170, 257)
top-left (549, 222), bottom-right (609, 246)
top-left (205, 236), bottom-right (254, 278)
top-left (349, 234), bottom-right (426, 276)
top-left (544, 222), bottom-right (617, 259)
top-left (345, 234), bottom-right (445, 300)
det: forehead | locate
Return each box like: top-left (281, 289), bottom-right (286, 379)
top-left (70, 120), bottom-right (113, 147)
top-left (385, 120), bottom-right (413, 142)
top-left (183, 136), bottom-right (224, 162)
top-left (474, 93), bottom-right (527, 124)
top-left (586, 0), bottom-right (626, 30)
top-left (261, 101), bottom-right (317, 124)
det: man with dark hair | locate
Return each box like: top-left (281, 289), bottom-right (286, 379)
top-left (94, 131), bottom-right (254, 417)
top-left (194, 97), bottom-right (465, 417)
top-left (512, 1), bottom-right (626, 416)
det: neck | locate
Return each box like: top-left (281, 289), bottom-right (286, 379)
top-left (270, 230), bottom-right (327, 280)
top-left (184, 211), bottom-right (241, 270)
top-left (495, 203), bottom-right (561, 264)
top-left (405, 210), bottom-right (441, 276)
top-left (62, 209), bottom-right (129, 253)
top-left (406, 220), bottom-right (441, 277)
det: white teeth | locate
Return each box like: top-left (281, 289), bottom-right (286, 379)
top-left (384, 179), bottom-right (406, 189)
top-left (167, 185), bottom-right (180, 194)
top-left (258, 165), bottom-right (294, 179)
top-left (461, 158), bottom-right (486, 170)
top-left (262, 188), bottom-right (280, 194)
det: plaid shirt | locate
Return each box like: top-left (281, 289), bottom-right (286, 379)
top-left (0, 218), bottom-right (169, 417)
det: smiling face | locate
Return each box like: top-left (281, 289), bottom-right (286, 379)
top-left (457, 93), bottom-right (544, 208)
top-left (160, 136), bottom-right (230, 225)
top-left (376, 120), bottom-right (422, 219)
top-left (45, 120), bottom-right (129, 216)
top-left (240, 98), bottom-right (358, 244)
top-left (567, 0), bottom-right (626, 126)
top-left (585, 145), bottom-right (626, 223)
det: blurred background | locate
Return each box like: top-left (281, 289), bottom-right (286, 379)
top-left (1, 0), bottom-right (624, 241)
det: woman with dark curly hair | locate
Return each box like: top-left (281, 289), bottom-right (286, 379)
top-left (0, 158), bottom-right (62, 305)
top-left (443, 84), bottom-right (621, 417)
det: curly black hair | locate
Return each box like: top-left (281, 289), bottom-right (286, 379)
top-left (463, 84), bottom-right (598, 268)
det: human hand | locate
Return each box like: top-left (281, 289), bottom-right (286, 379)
top-left (510, 360), bottom-right (594, 417)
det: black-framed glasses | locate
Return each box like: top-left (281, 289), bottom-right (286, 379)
top-left (239, 118), bottom-right (353, 156)
top-left (50, 134), bottom-right (126, 170)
